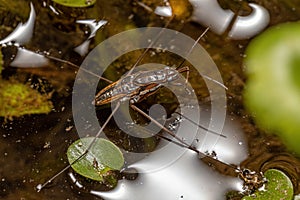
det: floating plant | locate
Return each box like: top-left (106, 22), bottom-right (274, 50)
top-left (67, 137), bottom-right (124, 184)
top-left (244, 22), bottom-right (300, 155)
top-left (242, 169), bottom-right (293, 200)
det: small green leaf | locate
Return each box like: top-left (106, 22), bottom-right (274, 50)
top-left (52, 0), bottom-right (96, 7)
top-left (242, 169), bottom-right (293, 200)
top-left (67, 137), bottom-right (124, 181)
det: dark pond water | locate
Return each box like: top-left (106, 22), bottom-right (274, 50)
top-left (1, 0), bottom-right (300, 199)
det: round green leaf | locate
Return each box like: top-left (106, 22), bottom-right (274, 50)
top-left (67, 137), bottom-right (124, 181)
top-left (242, 169), bottom-right (293, 200)
top-left (52, 0), bottom-right (96, 7)
top-left (244, 22), bottom-right (300, 155)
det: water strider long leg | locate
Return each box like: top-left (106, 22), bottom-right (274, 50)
top-left (130, 104), bottom-right (240, 177)
top-left (130, 104), bottom-right (201, 153)
top-left (174, 111), bottom-right (226, 138)
top-left (44, 54), bottom-right (113, 84)
top-left (37, 101), bottom-right (121, 191)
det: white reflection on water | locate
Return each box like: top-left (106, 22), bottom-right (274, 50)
top-left (74, 20), bottom-right (108, 56)
top-left (189, 0), bottom-right (270, 39)
top-left (0, 3), bottom-right (35, 45)
top-left (91, 107), bottom-right (248, 200)
top-left (10, 48), bottom-right (49, 67)
top-left (154, 6), bottom-right (173, 17)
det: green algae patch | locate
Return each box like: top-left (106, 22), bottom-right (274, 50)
top-left (0, 79), bottom-right (53, 118)
top-left (244, 22), bottom-right (300, 155)
top-left (242, 169), bottom-right (293, 200)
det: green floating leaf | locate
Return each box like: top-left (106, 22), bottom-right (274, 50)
top-left (244, 22), bottom-right (300, 155)
top-left (242, 169), bottom-right (293, 200)
top-left (52, 0), bottom-right (96, 7)
top-left (0, 79), bottom-right (53, 118)
top-left (67, 137), bottom-right (124, 181)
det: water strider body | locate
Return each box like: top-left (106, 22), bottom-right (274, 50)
top-left (94, 66), bottom-right (189, 106)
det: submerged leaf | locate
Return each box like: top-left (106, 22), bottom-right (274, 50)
top-left (52, 0), bottom-right (96, 7)
top-left (242, 169), bottom-right (293, 200)
top-left (67, 137), bottom-right (124, 181)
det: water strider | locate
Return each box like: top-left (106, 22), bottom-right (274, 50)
top-left (34, 17), bottom-right (263, 194)
top-left (93, 66), bottom-right (190, 106)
